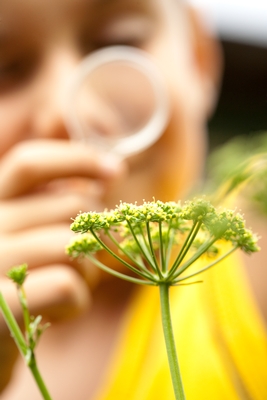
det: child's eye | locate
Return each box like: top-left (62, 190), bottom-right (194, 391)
top-left (91, 36), bottom-right (144, 52)
top-left (81, 33), bottom-right (147, 55)
top-left (0, 57), bottom-right (36, 92)
top-left (81, 15), bottom-right (154, 54)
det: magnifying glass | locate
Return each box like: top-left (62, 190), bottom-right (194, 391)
top-left (64, 46), bottom-right (169, 158)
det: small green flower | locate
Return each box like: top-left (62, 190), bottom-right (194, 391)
top-left (70, 212), bottom-right (110, 232)
top-left (234, 229), bottom-right (260, 253)
top-left (66, 233), bottom-right (102, 258)
top-left (7, 263), bottom-right (28, 286)
top-left (180, 198), bottom-right (215, 222)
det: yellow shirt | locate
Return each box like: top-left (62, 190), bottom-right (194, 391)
top-left (96, 252), bottom-right (267, 400)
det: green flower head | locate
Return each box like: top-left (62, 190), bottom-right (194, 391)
top-left (180, 198), bottom-right (216, 222)
top-left (66, 233), bottom-right (102, 257)
top-left (7, 263), bottom-right (28, 286)
top-left (67, 198), bottom-right (259, 286)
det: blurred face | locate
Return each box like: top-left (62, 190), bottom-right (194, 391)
top-left (0, 0), bottom-right (214, 201)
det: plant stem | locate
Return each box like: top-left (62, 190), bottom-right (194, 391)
top-left (168, 221), bottom-right (201, 277)
top-left (146, 222), bottom-right (163, 279)
top-left (87, 254), bottom-right (157, 285)
top-left (172, 236), bottom-right (218, 279)
top-left (174, 246), bottom-right (237, 284)
top-left (18, 287), bottom-right (31, 340)
top-left (158, 221), bottom-right (166, 272)
top-left (90, 229), bottom-right (152, 278)
top-left (29, 355), bottom-right (53, 400)
top-left (106, 231), bottom-right (155, 280)
top-left (159, 283), bottom-right (186, 400)
top-left (127, 222), bottom-right (156, 269)
top-left (0, 292), bottom-right (53, 400)
top-left (0, 292), bottom-right (27, 357)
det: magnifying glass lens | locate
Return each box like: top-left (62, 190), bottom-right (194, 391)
top-left (65, 46), bottom-right (169, 157)
top-left (75, 62), bottom-right (156, 142)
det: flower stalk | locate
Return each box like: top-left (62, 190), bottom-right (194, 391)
top-left (159, 283), bottom-right (185, 399)
top-left (0, 292), bottom-right (28, 357)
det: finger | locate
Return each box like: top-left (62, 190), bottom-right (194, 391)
top-left (0, 265), bottom-right (91, 333)
top-left (0, 180), bottom-right (104, 233)
top-left (0, 224), bottom-right (101, 289)
top-left (0, 224), bottom-right (73, 271)
top-left (0, 139), bottom-right (124, 198)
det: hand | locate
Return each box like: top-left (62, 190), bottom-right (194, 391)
top-left (0, 138), bottom-right (124, 391)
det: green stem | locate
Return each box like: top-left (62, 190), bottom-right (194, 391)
top-left (159, 284), bottom-right (186, 400)
top-left (90, 229), bottom-right (152, 280)
top-left (165, 226), bottom-right (176, 272)
top-left (127, 222), bottom-right (157, 270)
top-left (158, 221), bottom-right (166, 272)
top-left (29, 356), bottom-right (53, 400)
top-left (174, 246), bottom-right (237, 284)
top-left (172, 236), bottom-right (218, 279)
top-left (168, 221), bottom-right (201, 276)
top-left (137, 233), bottom-right (158, 273)
top-left (18, 287), bottom-right (31, 340)
top-left (146, 222), bottom-right (163, 279)
top-left (0, 292), bottom-right (27, 357)
top-left (106, 231), bottom-right (155, 280)
top-left (87, 254), bottom-right (157, 285)
top-left (0, 293), bottom-right (53, 400)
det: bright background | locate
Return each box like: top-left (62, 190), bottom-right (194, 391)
top-left (190, 0), bottom-right (267, 46)
top-left (189, 0), bottom-right (267, 150)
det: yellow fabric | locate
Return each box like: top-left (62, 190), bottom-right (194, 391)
top-left (96, 252), bottom-right (267, 400)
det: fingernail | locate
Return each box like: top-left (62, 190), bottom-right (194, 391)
top-left (99, 153), bottom-right (124, 176)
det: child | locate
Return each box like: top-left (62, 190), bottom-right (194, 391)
top-left (0, 0), bottom-right (266, 399)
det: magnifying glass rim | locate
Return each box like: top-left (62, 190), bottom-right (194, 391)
top-left (64, 45), bottom-right (170, 156)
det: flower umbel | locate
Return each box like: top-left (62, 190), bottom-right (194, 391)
top-left (66, 198), bottom-right (259, 400)
top-left (66, 199), bottom-right (259, 286)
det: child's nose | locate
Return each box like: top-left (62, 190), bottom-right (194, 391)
top-left (31, 50), bottom-right (82, 141)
